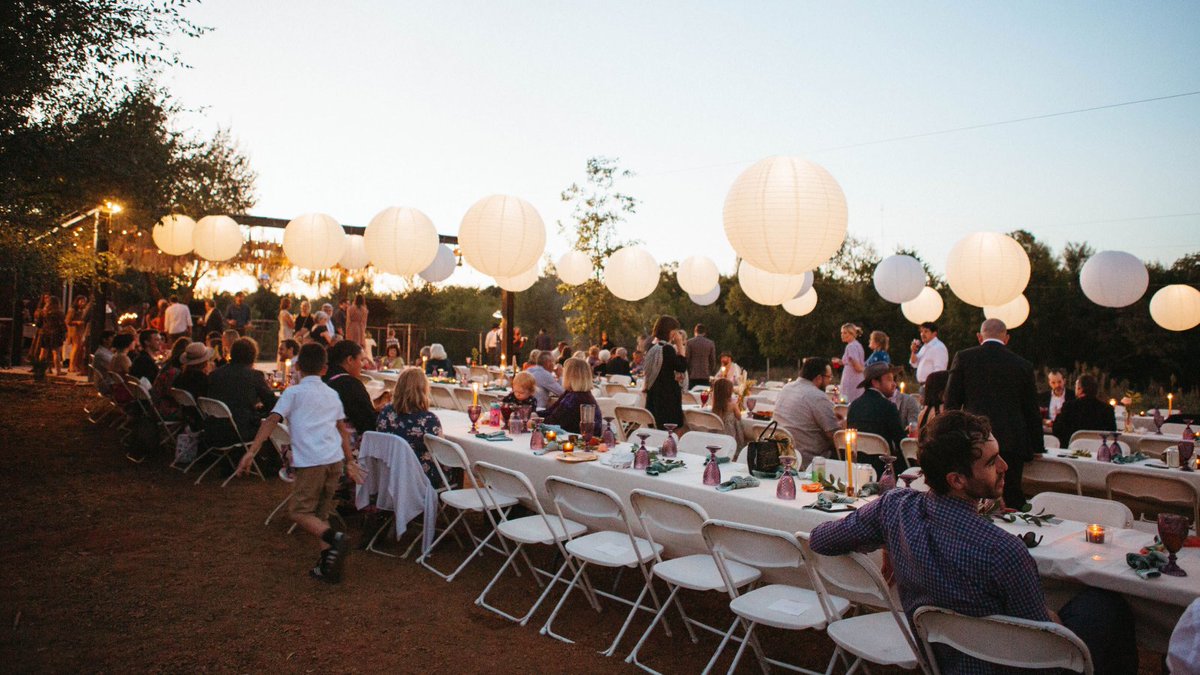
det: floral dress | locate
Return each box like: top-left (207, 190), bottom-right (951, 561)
top-left (376, 405), bottom-right (444, 487)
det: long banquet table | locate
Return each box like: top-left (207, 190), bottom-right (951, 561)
top-left (1032, 452), bottom-right (1200, 494)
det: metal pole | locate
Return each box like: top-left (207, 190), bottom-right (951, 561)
top-left (501, 289), bottom-right (515, 368)
top-left (89, 212), bottom-right (108, 350)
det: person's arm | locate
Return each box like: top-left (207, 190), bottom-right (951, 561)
top-left (992, 539), bottom-right (1051, 622)
top-left (236, 412), bottom-right (283, 475)
top-left (542, 370), bottom-right (565, 396)
top-left (669, 345), bottom-right (688, 373)
top-left (909, 341), bottom-right (922, 368)
top-left (338, 419), bottom-right (366, 484)
top-left (808, 496), bottom-right (887, 555)
top-left (253, 371), bottom-right (275, 409)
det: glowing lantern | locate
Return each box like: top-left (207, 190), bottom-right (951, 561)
top-left (1149, 285), bottom-right (1200, 331)
top-left (556, 250), bottom-right (593, 286)
top-left (983, 294), bottom-right (1030, 329)
top-left (737, 260), bottom-right (809, 306)
top-left (338, 234), bottom-right (370, 270)
top-left (1079, 251), bottom-right (1149, 308)
top-left (152, 215), bottom-right (195, 256)
top-left (677, 256), bottom-right (720, 295)
top-left (364, 207), bottom-right (439, 276)
top-left (901, 287), bottom-right (944, 324)
top-left (945, 232), bottom-right (1030, 307)
top-left (873, 255), bottom-right (926, 304)
top-left (419, 244), bottom-right (456, 283)
top-left (193, 215), bottom-right (243, 262)
top-left (458, 195), bottom-right (546, 278)
top-left (783, 287), bottom-right (819, 317)
top-left (604, 246), bottom-right (659, 301)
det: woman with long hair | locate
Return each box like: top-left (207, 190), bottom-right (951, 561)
top-left (293, 300), bottom-right (314, 338)
top-left (376, 367), bottom-right (445, 487)
top-left (36, 296), bottom-right (68, 376)
top-left (346, 293), bottom-right (368, 349)
top-left (151, 337), bottom-right (191, 417)
top-left (278, 297), bottom-right (295, 345)
top-left (918, 369), bottom-right (950, 430)
top-left (709, 377), bottom-right (745, 448)
top-left (543, 357), bottom-right (603, 434)
top-left (835, 323), bottom-right (866, 403)
top-left (642, 315), bottom-right (688, 427)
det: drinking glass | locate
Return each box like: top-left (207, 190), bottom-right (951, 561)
top-left (746, 397), bottom-right (757, 413)
top-left (1180, 440), bottom-right (1195, 471)
top-left (601, 416), bottom-right (617, 446)
top-left (700, 390), bottom-right (710, 407)
top-left (579, 404), bottom-right (596, 445)
top-left (1110, 432), bottom-right (1124, 460)
top-left (703, 446), bottom-right (722, 486)
top-left (879, 455), bottom-right (897, 493)
top-left (467, 404), bottom-right (482, 434)
top-left (1097, 435), bottom-right (1111, 463)
top-left (634, 432), bottom-right (651, 470)
top-left (500, 403), bottom-right (514, 428)
top-left (661, 423), bottom-right (678, 458)
top-left (1153, 409), bottom-right (1165, 434)
top-left (1157, 513), bottom-right (1189, 577)
top-left (776, 455), bottom-right (796, 500)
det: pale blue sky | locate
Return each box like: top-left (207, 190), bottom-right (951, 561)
top-left (163, 1), bottom-right (1200, 284)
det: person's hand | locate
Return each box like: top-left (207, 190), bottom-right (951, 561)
top-left (911, 339), bottom-right (921, 353)
top-left (235, 443), bottom-right (261, 476)
top-left (346, 460), bottom-right (367, 485)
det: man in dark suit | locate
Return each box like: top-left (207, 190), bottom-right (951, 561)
top-left (846, 363), bottom-right (909, 475)
top-left (1036, 368), bottom-right (1075, 426)
top-left (944, 319), bottom-right (1043, 508)
top-left (685, 323), bottom-right (717, 382)
top-left (202, 299), bottom-right (225, 338)
top-left (606, 347), bottom-right (631, 377)
top-left (1052, 373), bottom-right (1116, 447)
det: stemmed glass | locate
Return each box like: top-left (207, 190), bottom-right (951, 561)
top-left (776, 455), bottom-right (797, 500)
top-left (661, 424), bottom-right (678, 458)
top-left (1111, 432), bottom-right (1124, 460)
top-left (1097, 434), bottom-right (1112, 463)
top-left (703, 445), bottom-right (723, 486)
top-left (467, 404), bottom-right (482, 434)
top-left (634, 432), bottom-right (651, 470)
top-left (746, 397), bottom-right (757, 414)
top-left (1153, 409), bottom-right (1165, 435)
top-left (1157, 513), bottom-right (1189, 577)
top-left (601, 416), bottom-right (617, 446)
top-left (878, 455), bottom-right (897, 493)
top-left (700, 390), bottom-right (710, 407)
top-left (1180, 440), bottom-right (1195, 472)
top-left (898, 470), bottom-right (921, 489)
top-left (580, 404), bottom-right (596, 446)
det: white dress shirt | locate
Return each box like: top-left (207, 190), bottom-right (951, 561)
top-left (270, 375), bottom-right (346, 467)
top-left (163, 302), bottom-right (192, 335)
top-left (910, 337), bottom-right (948, 384)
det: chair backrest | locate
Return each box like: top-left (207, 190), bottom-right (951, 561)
top-left (900, 437), bottom-right (920, 465)
top-left (196, 396), bottom-right (234, 421)
top-left (702, 519), bottom-right (811, 594)
top-left (454, 365), bottom-right (470, 380)
top-left (631, 428), bottom-right (670, 448)
top-left (545, 475), bottom-right (634, 540)
top-left (755, 389), bottom-right (780, 403)
top-left (452, 387), bottom-right (475, 410)
top-left (1068, 430), bottom-right (1113, 445)
top-left (1043, 434), bottom-right (1061, 449)
top-left (429, 385), bottom-right (460, 411)
top-left (1022, 457), bottom-right (1081, 496)
top-left (764, 380), bottom-right (785, 389)
top-left (912, 606), bottom-right (1093, 674)
top-left (1068, 437), bottom-right (1132, 456)
top-left (746, 422), bottom-right (796, 449)
top-left (169, 387), bottom-right (200, 412)
top-left (680, 391), bottom-right (700, 406)
top-left (477, 392), bottom-right (502, 408)
top-left (608, 374), bottom-right (632, 386)
top-left (605, 382), bottom-right (631, 397)
top-left (1106, 470), bottom-right (1199, 527)
top-left (1162, 422), bottom-right (1187, 436)
top-left (833, 403), bottom-right (849, 418)
top-left (425, 434), bottom-right (469, 471)
top-left (615, 405), bottom-right (656, 440)
top-left (269, 422), bottom-right (291, 449)
top-left (835, 429), bottom-right (892, 458)
top-left (677, 431), bottom-right (737, 459)
top-left (683, 409), bottom-right (725, 433)
top-left (611, 392), bottom-right (642, 407)
top-left (474, 461), bottom-right (545, 515)
top-left (630, 489), bottom-right (709, 558)
top-left (1136, 437), bottom-right (1177, 460)
top-left (1028, 492), bottom-right (1132, 528)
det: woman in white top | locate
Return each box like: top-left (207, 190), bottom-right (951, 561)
top-left (834, 323), bottom-right (866, 403)
top-left (278, 297), bottom-right (295, 344)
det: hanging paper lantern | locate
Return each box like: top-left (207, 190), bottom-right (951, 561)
top-left (495, 264), bottom-right (540, 292)
top-left (689, 284), bottom-right (721, 306)
top-left (419, 244), bottom-right (456, 283)
top-left (677, 255), bottom-right (720, 295)
top-left (1149, 284), bottom-right (1200, 331)
top-left (783, 287), bottom-right (819, 317)
top-left (1079, 251), bottom-right (1149, 308)
top-left (901, 287), bottom-right (944, 324)
top-left (364, 206), bottom-right (439, 276)
top-left (604, 246), bottom-right (659, 301)
top-left (338, 234), bottom-right (370, 270)
top-left (983, 294), bottom-right (1030, 329)
top-left (791, 271), bottom-right (815, 299)
top-left (283, 213), bottom-right (346, 270)
top-left (723, 156), bottom-right (848, 275)
top-left (458, 195), bottom-right (546, 278)
top-left (737, 260), bottom-right (809, 306)
top-left (945, 232), bottom-right (1030, 307)
top-left (873, 255), bottom-right (926, 304)
top-left (556, 250), bottom-right (593, 286)
top-left (193, 215), bottom-right (243, 262)
top-left (152, 214), bottom-right (195, 256)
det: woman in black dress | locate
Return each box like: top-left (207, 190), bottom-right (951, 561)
top-left (642, 315), bottom-right (688, 427)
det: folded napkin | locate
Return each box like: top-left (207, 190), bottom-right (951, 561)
top-left (1111, 452), bottom-right (1148, 464)
top-left (1126, 550), bottom-right (1169, 579)
top-left (808, 492), bottom-right (857, 510)
top-left (716, 475), bottom-right (760, 492)
top-left (475, 431), bottom-right (511, 442)
top-left (645, 459), bottom-right (686, 476)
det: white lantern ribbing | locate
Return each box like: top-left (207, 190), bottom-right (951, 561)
top-left (604, 246), bottom-right (659, 301)
top-left (458, 195), bottom-right (546, 278)
top-left (152, 215), bottom-right (195, 256)
top-left (901, 287), bottom-right (944, 324)
top-left (193, 215), bottom-right (243, 262)
top-left (338, 234), bottom-right (370, 270)
top-left (723, 156), bottom-right (848, 275)
top-left (284, 213), bottom-right (346, 270)
top-left (983, 294), bottom-right (1030, 329)
top-left (873, 255), bottom-right (926, 304)
top-left (1079, 251), bottom-right (1149, 308)
top-left (495, 264), bottom-right (540, 292)
top-left (737, 260), bottom-right (810, 306)
top-left (364, 207), bottom-right (439, 276)
top-left (783, 287), bottom-right (819, 317)
top-left (1149, 284), bottom-right (1200, 332)
top-left (677, 255), bottom-right (720, 295)
top-left (419, 244), bottom-right (456, 283)
top-left (945, 232), bottom-right (1030, 307)
top-left (689, 284), bottom-right (721, 306)
top-left (556, 250), bottom-right (593, 286)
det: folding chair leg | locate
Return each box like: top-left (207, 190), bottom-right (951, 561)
top-left (702, 616), bottom-right (744, 675)
top-left (364, 515), bottom-right (397, 557)
top-left (193, 452), bottom-right (231, 485)
top-left (626, 584), bottom-right (683, 671)
top-left (220, 451), bottom-right (263, 487)
top-left (183, 447), bottom-right (214, 474)
top-left (265, 494), bottom-right (292, 526)
top-left (476, 544), bottom-right (570, 625)
top-left (540, 560), bottom-right (591, 644)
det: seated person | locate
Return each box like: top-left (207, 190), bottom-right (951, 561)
top-left (376, 367), bottom-right (445, 487)
top-left (205, 331), bottom-right (225, 363)
top-left (150, 337), bottom-right (191, 417)
top-left (1052, 373), bottom-right (1116, 447)
top-left (501, 371), bottom-right (538, 409)
top-left (92, 330), bottom-right (116, 374)
top-left (713, 352), bottom-right (744, 386)
top-left (1039, 368), bottom-right (1074, 426)
top-left (846, 363), bottom-right (908, 474)
top-left (129, 329), bottom-right (162, 382)
top-left (173, 342), bottom-right (214, 401)
top-left (595, 349), bottom-right (611, 377)
top-left (324, 340), bottom-right (387, 438)
top-left (529, 351), bottom-right (565, 409)
top-left (424, 343), bottom-right (453, 376)
top-left (380, 343), bottom-right (405, 370)
top-left (206, 337), bottom-right (275, 445)
top-left (308, 324), bottom-right (332, 346)
top-left (542, 357), bottom-right (603, 434)
top-left (709, 377), bottom-right (744, 448)
top-left (220, 328), bottom-right (239, 363)
top-left (606, 347), bottom-right (631, 377)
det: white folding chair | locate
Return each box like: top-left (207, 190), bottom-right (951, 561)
top-left (452, 387), bottom-right (476, 411)
top-left (609, 374), bottom-right (632, 386)
top-left (606, 382), bottom-right (633, 397)
top-left (1162, 422), bottom-right (1187, 436)
top-left (1068, 430), bottom-right (1119, 446)
top-left (684, 409), bottom-right (725, 433)
top-left (1106, 470), bottom-right (1199, 527)
top-left (630, 428), bottom-right (669, 448)
top-left (168, 388), bottom-right (204, 471)
top-left (900, 437), bottom-right (920, 466)
top-left (541, 476), bottom-right (665, 657)
top-left (129, 380), bottom-right (184, 453)
top-left (1028, 492), bottom-right (1132, 528)
top-left (1137, 436), bottom-right (1178, 459)
top-left (429, 385), bottom-right (460, 411)
top-left (625, 490), bottom-right (761, 674)
top-left (913, 606), bottom-right (1093, 674)
top-left (763, 380), bottom-right (785, 390)
top-left (454, 365), bottom-right (470, 381)
top-left (419, 435), bottom-right (518, 581)
top-left (470, 365), bottom-right (490, 381)
top-left (84, 363), bottom-right (118, 423)
top-left (1068, 437), bottom-right (1132, 456)
top-left (1022, 456), bottom-right (1082, 496)
top-left (473, 462), bottom-right (587, 625)
top-left (836, 429), bottom-right (892, 460)
top-left (680, 391), bottom-right (700, 406)
top-left (355, 431), bottom-right (436, 557)
top-left (193, 397), bottom-right (264, 487)
top-left (615, 405), bottom-right (656, 441)
top-left (677, 431), bottom-right (736, 459)
top-left (264, 423), bottom-right (294, 526)
top-left (1043, 434), bottom-right (1061, 449)
top-left (833, 404), bottom-right (849, 419)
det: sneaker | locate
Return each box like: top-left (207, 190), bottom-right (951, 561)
top-left (322, 531), bottom-right (350, 583)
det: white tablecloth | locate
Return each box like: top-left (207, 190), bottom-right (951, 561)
top-left (1037, 453), bottom-right (1200, 493)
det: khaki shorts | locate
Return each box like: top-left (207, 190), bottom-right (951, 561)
top-left (289, 461), bottom-right (343, 521)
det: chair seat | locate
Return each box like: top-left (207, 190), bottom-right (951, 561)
top-left (826, 612), bottom-right (919, 668)
top-left (498, 515), bottom-right (586, 545)
top-left (652, 554), bottom-right (760, 591)
top-left (440, 488), bottom-right (518, 512)
top-left (565, 530), bottom-right (662, 567)
top-left (729, 584), bottom-right (847, 630)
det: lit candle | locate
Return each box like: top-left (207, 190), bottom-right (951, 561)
top-left (845, 429), bottom-right (857, 495)
top-left (562, 440), bottom-right (574, 454)
top-left (899, 382), bottom-right (906, 394)
top-left (545, 430), bottom-right (557, 442)
top-left (1168, 393), bottom-right (1174, 414)
top-left (472, 381), bottom-right (479, 407)
top-left (512, 355), bottom-right (517, 369)
top-left (1085, 524), bottom-right (1105, 544)
top-left (1109, 398), bottom-right (1117, 407)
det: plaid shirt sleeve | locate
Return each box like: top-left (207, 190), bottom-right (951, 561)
top-left (808, 496), bottom-right (887, 555)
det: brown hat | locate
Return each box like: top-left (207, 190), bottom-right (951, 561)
top-left (859, 362), bottom-right (896, 388)
top-left (181, 342), bottom-right (214, 367)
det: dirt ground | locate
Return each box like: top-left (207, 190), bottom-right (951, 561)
top-left (0, 377), bottom-right (1166, 674)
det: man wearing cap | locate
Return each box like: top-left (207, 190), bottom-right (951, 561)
top-left (847, 362), bottom-right (909, 474)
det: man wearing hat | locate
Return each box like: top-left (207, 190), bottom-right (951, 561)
top-left (846, 362), bottom-right (909, 475)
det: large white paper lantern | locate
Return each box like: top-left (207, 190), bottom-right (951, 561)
top-left (1149, 284), bottom-right (1200, 331)
top-left (364, 206), bottom-right (439, 276)
top-left (677, 256), bottom-right (720, 295)
top-left (792, 271), bottom-right (815, 299)
top-left (984, 294), bottom-right (1030, 329)
top-left (901, 287), bottom-right (944, 324)
top-left (556, 250), bottom-right (593, 286)
top-left (152, 214), bottom-right (195, 256)
top-left (738, 260), bottom-right (810, 306)
top-left (338, 234), bottom-right (370, 270)
top-left (419, 244), bottom-right (456, 283)
top-left (193, 215), bottom-right (243, 262)
top-left (284, 213), bottom-right (346, 270)
top-left (604, 246), bottom-right (659, 301)
top-left (458, 195), bottom-right (546, 278)
top-left (495, 264), bottom-right (540, 292)
top-left (1079, 251), bottom-right (1149, 308)
top-left (873, 255), bottom-right (926, 304)
top-left (945, 232), bottom-right (1030, 307)
top-left (783, 287), bottom-right (819, 317)
top-left (723, 156), bottom-right (848, 275)
top-left (689, 284), bottom-right (721, 306)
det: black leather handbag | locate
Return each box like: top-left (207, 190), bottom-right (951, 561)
top-left (739, 421), bottom-right (788, 478)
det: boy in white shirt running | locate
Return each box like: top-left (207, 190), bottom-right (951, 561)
top-left (237, 343), bottom-right (365, 583)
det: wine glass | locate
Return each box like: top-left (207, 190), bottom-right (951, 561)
top-left (1111, 432), bottom-right (1124, 460)
top-left (500, 403), bottom-right (514, 429)
top-left (634, 432), bottom-right (651, 470)
top-left (1179, 440), bottom-right (1195, 472)
top-left (661, 423), bottom-right (678, 458)
top-left (1157, 513), bottom-right (1189, 577)
top-left (467, 404), bottom-right (482, 434)
top-left (703, 445), bottom-right (722, 486)
top-left (746, 397), bottom-right (757, 413)
top-left (878, 455), bottom-right (897, 493)
top-left (898, 470), bottom-right (921, 489)
top-left (580, 404), bottom-right (596, 445)
top-left (700, 390), bottom-right (710, 407)
top-left (601, 416), bottom-right (617, 446)
top-left (776, 455), bottom-right (796, 500)
top-left (1153, 409), bottom-right (1165, 434)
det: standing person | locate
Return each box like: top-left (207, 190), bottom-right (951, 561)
top-left (163, 295), bottom-right (192, 343)
top-left (909, 321), bottom-right (949, 393)
top-left (534, 328), bottom-right (552, 351)
top-left (345, 294), bottom-right (368, 349)
top-left (846, 363), bottom-right (908, 474)
top-left (376, 367), bottom-right (445, 487)
top-left (332, 298), bottom-right (349, 337)
top-left (237, 343), bottom-right (364, 583)
top-left (642, 315), bottom-right (688, 427)
top-left (226, 292), bottom-right (250, 334)
top-left (1052, 374), bottom-right (1116, 448)
top-left (709, 377), bottom-right (745, 449)
top-left (278, 297), bottom-right (295, 345)
top-left (148, 299), bottom-right (168, 332)
top-left (484, 324), bottom-right (501, 365)
top-left (293, 300), bottom-right (314, 338)
top-left (36, 295), bottom-right (68, 376)
top-left (773, 357), bottom-right (842, 468)
top-left (1038, 368), bottom-right (1074, 425)
top-left (201, 299), bottom-right (225, 338)
top-left (511, 326), bottom-right (527, 364)
top-left (944, 318), bottom-right (1043, 508)
top-left (833, 323), bottom-right (866, 403)
top-left (66, 295), bottom-right (89, 374)
top-left (686, 323), bottom-right (717, 383)
top-left (865, 330), bottom-right (891, 365)
top-left (599, 330), bottom-right (615, 352)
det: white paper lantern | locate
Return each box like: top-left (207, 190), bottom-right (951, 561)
top-left (901, 287), bottom-right (944, 324)
top-left (283, 213), bottom-right (346, 270)
top-left (791, 271), bottom-right (815, 299)
top-left (338, 234), bottom-right (370, 270)
top-left (737, 260), bottom-right (810, 306)
top-left (723, 156), bottom-right (848, 275)
top-left (983, 294), bottom-right (1030, 329)
top-left (945, 232), bottom-right (1030, 307)
top-left (193, 215), bottom-right (243, 262)
top-left (1079, 251), bottom-right (1149, 308)
top-left (458, 195), bottom-right (546, 278)
top-left (689, 284), bottom-right (721, 306)
top-left (419, 244), bottom-right (456, 283)
top-left (1149, 284), bottom-right (1200, 331)
top-left (873, 255), bottom-right (926, 304)
top-left (604, 246), bottom-right (659, 301)
top-left (152, 215), bottom-right (195, 256)
top-left (364, 206), bottom-right (439, 276)
top-left (495, 264), bottom-right (540, 292)
top-left (783, 287), bottom-right (819, 317)
top-left (556, 250), bottom-right (593, 286)
top-left (677, 256), bottom-right (720, 295)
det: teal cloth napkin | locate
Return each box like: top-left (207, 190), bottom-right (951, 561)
top-left (645, 459), bottom-right (686, 476)
top-left (716, 475), bottom-right (760, 492)
top-left (1126, 550), bottom-right (1168, 579)
top-left (475, 432), bottom-right (510, 442)
top-left (1111, 452), bottom-right (1148, 465)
